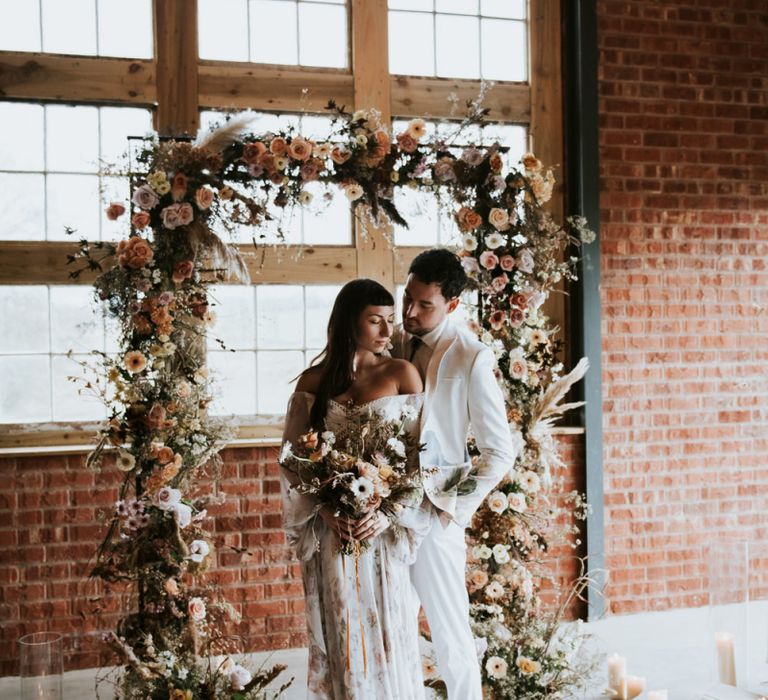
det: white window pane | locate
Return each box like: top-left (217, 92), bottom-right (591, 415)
top-left (481, 18), bottom-right (527, 81)
top-left (481, 123), bottom-right (528, 166)
top-left (454, 289), bottom-right (479, 326)
top-left (256, 285), bottom-right (303, 348)
top-left (302, 184), bottom-right (352, 245)
top-left (46, 105), bottom-right (100, 173)
top-left (0, 356), bottom-right (51, 423)
top-left (101, 176), bottom-right (131, 241)
top-left (97, 0), bottom-right (153, 58)
top-left (436, 0), bottom-right (478, 14)
top-left (104, 311), bottom-right (121, 353)
top-left (305, 348), bottom-right (323, 367)
top-left (41, 0), bottom-right (97, 55)
top-left (250, 1), bottom-right (298, 65)
top-left (436, 14), bottom-right (479, 79)
top-left (298, 3), bottom-right (347, 68)
top-left (305, 285), bottom-right (341, 348)
top-left (299, 115), bottom-right (334, 141)
top-left (198, 0), bottom-right (249, 61)
top-left (0, 173), bottom-right (45, 241)
top-left (271, 204), bottom-right (303, 245)
top-left (46, 174), bottom-right (100, 241)
top-left (100, 107), bottom-right (153, 167)
top-left (50, 286), bottom-right (103, 354)
top-left (481, 0), bottom-right (525, 19)
top-left (208, 350), bottom-right (257, 416)
top-left (303, 0), bottom-right (344, 4)
top-left (206, 285), bottom-right (256, 350)
top-left (0, 0), bottom-right (42, 51)
top-left (393, 188), bottom-right (439, 247)
top-left (257, 350), bottom-right (304, 414)
top-left (0, 103), bottom-right (44, 171)
top-left (0, 286), bottom-right (50, 353)
top-left (438, 211), bottom-right (462, 246)
top-left (389, 11), bottom-right (434, 76)
top-left (389, 0), bottom-right (432, 10)
top-left (52, 353), bottom-right (106, 421)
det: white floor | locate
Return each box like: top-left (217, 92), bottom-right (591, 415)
top-left (4, 606), bottom-right (768, 699)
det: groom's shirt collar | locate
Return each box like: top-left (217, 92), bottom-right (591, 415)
top-left (417, 316), bottom-right (449, 350)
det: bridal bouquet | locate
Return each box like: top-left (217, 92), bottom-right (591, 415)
top-left (280, 406), bottom-right (423, 556)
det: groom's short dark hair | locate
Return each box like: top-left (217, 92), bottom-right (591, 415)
top-left (408, 248), bottom-right (468, 300)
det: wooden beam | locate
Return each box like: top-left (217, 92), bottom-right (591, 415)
top-left (198, 62), bottom-right (354, 113)
top-left (153, 0), bottom-right (199, 136)
top-left (391, 77), bottom-right (530, 123)
top-left (351, 0), bottom-right (394, 287)
top-left (529, 0), bottom-right (566, 351)
top-left (0, 51), bottom-right (155, 104)
top-left (0, 241), bottom-right (356, 285)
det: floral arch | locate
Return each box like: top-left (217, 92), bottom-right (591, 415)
top-left (73, 102), bottom-right (595, 699)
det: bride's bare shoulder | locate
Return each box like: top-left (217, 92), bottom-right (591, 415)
top-left (295, 366), bottom-right (322, 394)
top-left (383, 358), bottom-right (423, 393)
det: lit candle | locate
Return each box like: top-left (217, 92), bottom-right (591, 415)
top-left (626, 676), bottom-right (646, 699)
top-left (715, 631), bottom-right (737, 686)
top-left (607, 653), bottom-right (627, 693)
top-left (647, 691), bottom-right (668, 700)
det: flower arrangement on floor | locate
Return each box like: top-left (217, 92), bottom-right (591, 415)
top-left (70, 100), bottom-right (595, 699)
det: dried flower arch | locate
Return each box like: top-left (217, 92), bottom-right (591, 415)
top-left (73, 102), bottom-right (596, 699)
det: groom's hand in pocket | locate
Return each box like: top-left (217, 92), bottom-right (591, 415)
top-left (353, 511), bottom-right (389, 542)
top-left (318, 506), bottom-right (357, 542)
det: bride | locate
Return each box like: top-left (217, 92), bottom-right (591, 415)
top-left (280, 278), bottom-right (427, 699)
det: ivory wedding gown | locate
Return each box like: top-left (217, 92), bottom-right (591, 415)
top-left (281, 391), bottom-right (428, 700)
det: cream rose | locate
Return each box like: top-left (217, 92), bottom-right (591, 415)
top-left (132, 185), bottom-right (159, 210)
top-left (487, 491), bottom-right (508, 514)
top-left (195, 186), bottom-right (214, 210)
top-left (187, 596), bottom-right (206, 621)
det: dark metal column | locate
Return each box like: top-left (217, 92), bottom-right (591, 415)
top-left (563, 0), bottom-right (605, 620)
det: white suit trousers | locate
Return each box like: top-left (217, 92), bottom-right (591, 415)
top-left (411, 517), bottom-right (482, 700)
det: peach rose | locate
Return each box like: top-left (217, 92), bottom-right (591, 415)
top-left (195, 186), bottom-right (214, 210)
top-left (330, 145), bottom-right (351, 164)
top-left (105, 203), bottom-right (125, 220)
top-left (269, 137), bottom-right (287, 155)
top-left (131, 211), bottom-right (150, 230)
top-left (300, 159), bottom-right (321, 182)
top-left (287, 137), bottom-right (312, 161)
top-left (456, 206), bottom-right (482, 232)
top-left (118, 236), bottom-right (154, 269)
top-left (491, 273), bottom-right (509, 293)
top-left (187, 596), bottom-right (206, 621)
top-left (521, 152), bottom-right (542, 172)
top-left (488, 208), bottom-right (510, 231)
top-left (172, 260), bottom-right (194, 284)
top-left (489, 310), bottom-right (506, 330)
top-left (510, 293), bottom-right (527, 308)
top-left (171, 173), bottom-right (187, 200)
top-left (157, 446), bottom-right (175, 464)
top-left (164, 578), bottom-right (179, 596)
top-left (489, 152), bottom-right (503, 173)
top-left (468, 568), bottom-right (489, 590)
top-left (147, 403), bottom-right (167, 430)
top-left (242, 141), bottom-right (267, 164)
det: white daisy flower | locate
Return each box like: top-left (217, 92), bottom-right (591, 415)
top-left (519, 471), bottom-right (541, 494)
top-left (386, 437), bottom-right (406, 458)
top-left (485, 581), bottom-right (505, 599)
top-left (485, 655), bottom-right (508, 679)
top-left (351, 477), bottom-right (375, 502)
top-left (492, 544), bottom-right (510, 564)
top-left (117, 450), bottom-right (136, 472)
top-left (462, 234), bottom-right (478, 251)
top-left (484, 232), bottom-right (505, 249)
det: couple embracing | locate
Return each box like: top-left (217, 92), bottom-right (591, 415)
top-left (280, 248), bottom-right (518, 699)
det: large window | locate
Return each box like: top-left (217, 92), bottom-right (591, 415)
top-left (0, 0), bottom-right (563, 447)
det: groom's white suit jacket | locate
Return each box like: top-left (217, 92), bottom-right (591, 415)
top-left (392, 318), bottom-right (519, 528)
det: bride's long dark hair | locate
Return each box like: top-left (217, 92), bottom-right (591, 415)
top-left (303, 278), bottom-right (395, 430)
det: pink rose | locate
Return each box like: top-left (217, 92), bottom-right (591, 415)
top-left (509, 307), bottom-right (525, 327)
top-left (242, 141), bottom-right (267, 164)
top-left (147, 403), bottom-right (167, 429)
top-left (491, 273), bottom-right (509, 293)
top-left (489, 310), bottom-right (506, 330)
top-left (132, 185), bottom-right (159, 210)
top-left (510, 293), bottom-right (527, 309)
top-left (396, 132), bottom-right (418, 153)
top-left (433, 158), bottom-right (456, 182)
top-left (300, 159), bottom-right (320, 182)
top-left (516, 249), bottom-right (535, 273)
top-left (160, 203), bottom-right (193, 230)
top-left (499, 255), bottom-right (515, 271)
top-left (461, 256), bottom-right (480, 274)
top-left (479, 251), bottom-right (499, 270)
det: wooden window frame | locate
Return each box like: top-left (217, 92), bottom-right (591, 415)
top-left (0, 0), bottom-right (564, 452)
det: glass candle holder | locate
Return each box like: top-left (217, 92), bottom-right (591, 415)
top-left (18, 632), bottom-right (63, 700)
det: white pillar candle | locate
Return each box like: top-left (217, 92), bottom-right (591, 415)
top-left (647, 691), bottom-right (668, 700)
top-left (626, 675), bottom-right (646, 699)
top-left (715, 631), bottom-right (737, 686)
top-left (607, 653), bottom-right (627, 692)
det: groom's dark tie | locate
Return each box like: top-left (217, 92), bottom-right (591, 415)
top-left (408, 336), bottom-right (422, 362)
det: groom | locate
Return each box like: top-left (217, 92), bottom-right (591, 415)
top-left (391, 248), bottom-right (518, 699)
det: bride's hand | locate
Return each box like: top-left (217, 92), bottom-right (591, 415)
top-left (318, 506), bottom-right (356, 542)
top-left (352, 510), bottom-right (389, 541)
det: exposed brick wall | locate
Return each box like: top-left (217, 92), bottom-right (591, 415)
top-left (0, 436), bottom-right (583, 675)
top-left (598, 0), bottom-right (768, 614)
